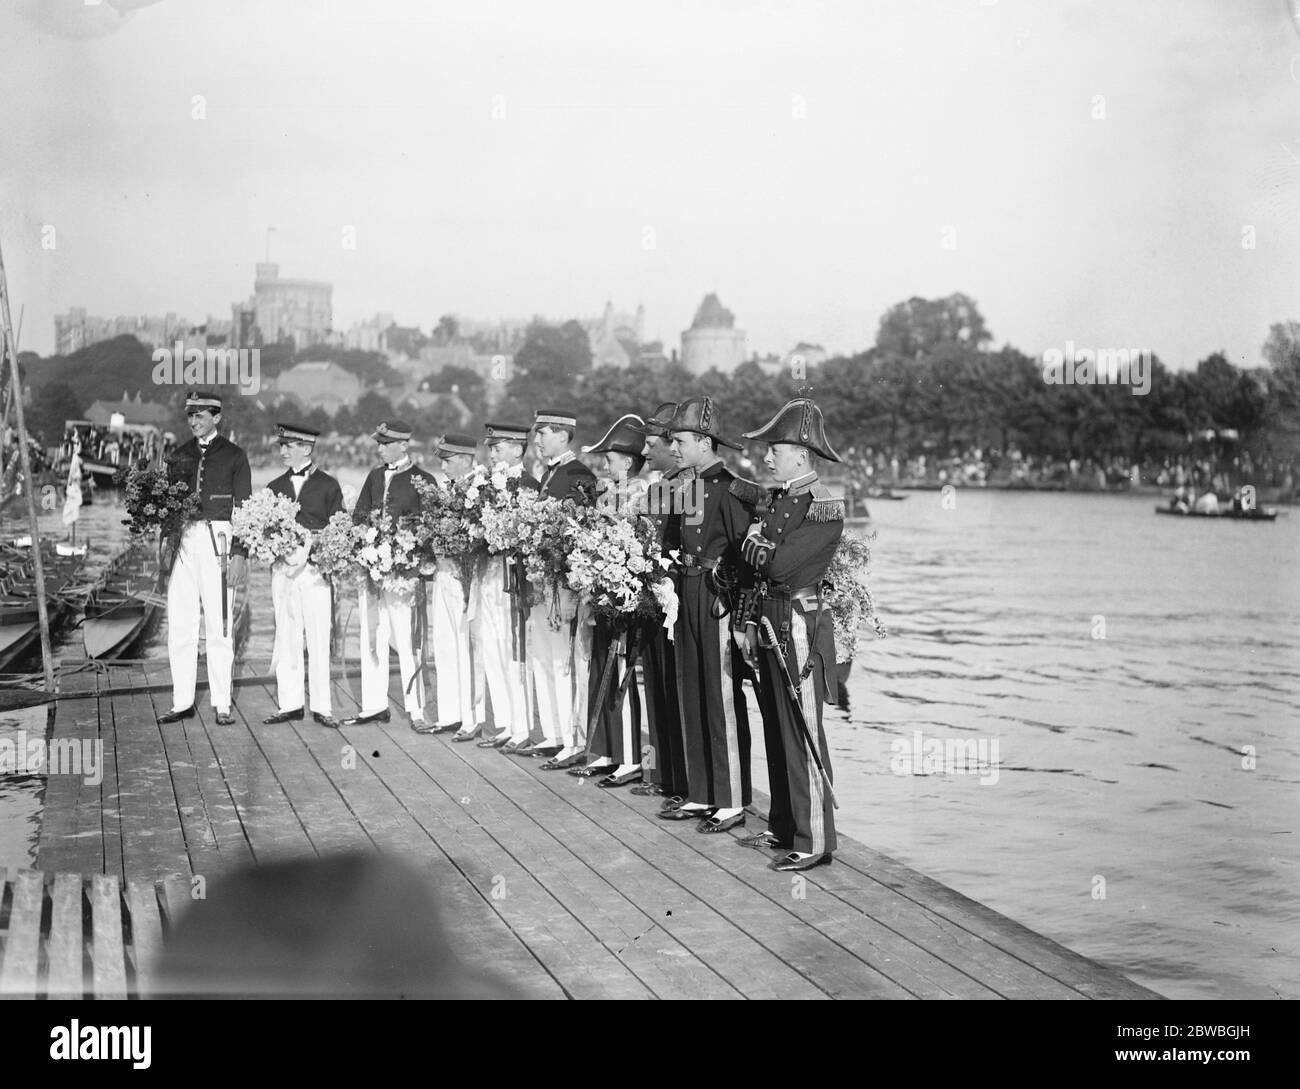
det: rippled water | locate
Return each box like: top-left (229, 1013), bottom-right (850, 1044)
top-left (3, 478), bottom-right (1296, 999)
top-left (766, 489), bottom-right (1299, 1001)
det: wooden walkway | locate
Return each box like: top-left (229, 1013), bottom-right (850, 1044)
top-left (12, 659), bottom-right (1162, 999)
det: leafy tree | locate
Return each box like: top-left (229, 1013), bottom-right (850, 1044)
top-left (27, 381), bottom-right (84, 446)
top-left (875, 293), bottom-right (992, 358)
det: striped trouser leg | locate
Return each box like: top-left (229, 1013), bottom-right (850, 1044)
top-left (784, 608), bottom-right (837, 856)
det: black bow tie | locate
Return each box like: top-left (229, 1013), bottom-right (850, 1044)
top-left (291, 467), bottom-right (311, 478)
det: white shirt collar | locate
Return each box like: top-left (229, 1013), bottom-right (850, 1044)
top-left (546, 450), bottom-right (575, 469)
top-left (385, 456), bottom-right (412, 473)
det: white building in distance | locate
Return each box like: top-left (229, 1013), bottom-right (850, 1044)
top-left (682, 293), bottom-right (746, 374)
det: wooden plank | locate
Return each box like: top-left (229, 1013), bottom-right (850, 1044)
top-left (307, 682), bottom-right (594, 997)
top-left (90, 873), bottom-right (127, 999)
top-left (46, 872), bottom-right (84, 999)
top-left (39, 668), bottom-right (106, 876)
top-left (190, 678), bottom-right (316, 867)
top-left (829, 838), bottom-right (1159, 998)
top-left (97, 675), bottom-right (125, 883)
top-left (246, 679), bottom-right (374, 856)
top-left (391, 728), bottom-right (734, 1000)
top-left (111, 670), bottom-right (191, 881)
top-left (0, 869), bottom-right (43, 997)
top-left (441, 738), bottom-right (892, 999)
top-left (125, 879), bottom-right (164, 993)
top-left (400, 727), bottom-right (774, 1000)
top-left (138, 663), bottom-right (256, 879)
top-left (158, 873), bottom-right (193, 932)
top-left (313, 696), bottom-right (576, 998)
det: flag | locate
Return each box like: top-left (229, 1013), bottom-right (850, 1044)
top-left (62, 449), bottom-right (83, 526)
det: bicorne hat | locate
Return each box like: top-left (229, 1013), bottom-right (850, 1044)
top-left (741, 398), bottom-right (841, 462)
top-left (632, 402), bottom-right (679, 438)
top-left (581, 414), bottom-right (647, 457)
top-left (667, 396), bottom-right (743, 451)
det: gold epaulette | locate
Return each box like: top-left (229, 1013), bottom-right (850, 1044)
top-left (807, 482), bottom-right (844, 522)
top-left (728, 477), bottom-right (767, 506)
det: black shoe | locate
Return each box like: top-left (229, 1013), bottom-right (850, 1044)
top-left (738, 830), bottom-right (787, 851)
top-left (430, 720), bottom-right (461, 735)
top-left (452, 724), bottom-right (483, 743)
top-left (409, 716), bottom-right (438, 734)
top-left (525, 744), bottom-right (562, 759)
top-left (477, 734), bottom-right (510, 748)
top-left (771, 851), bottom-right (832, 872)
top-left (157, 706), bottom-right (195, 724)
top-left (698, 811), bottom-right (745, 834)
top-left (313, 712), bottom-right (341, 729)
top-left (657, 805), bottom-right (716, 822)
top-left (340, 710), bottom-right (391, 726)
top-left (597, 769), bottom-right (643, 789)
top-left (214, 711), bottom-right (236, 726)
top-left (262, 708), bottom-right (304, 724)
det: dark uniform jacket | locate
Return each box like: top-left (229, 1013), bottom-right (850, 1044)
top-left (539, 454), bottom-right (596, 505)
top-left (741, 473), bottom-right (844, 696)
top-left (267, 467), bottom-right (346, 530)
top-left (352, 462), bottom-right (437, 523)
top-left (167, 434), bottom-right (253, 557)
top-left (677, 460), bottom-right (755, 570)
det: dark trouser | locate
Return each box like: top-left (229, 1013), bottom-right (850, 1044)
top-left (642, 622), bottom-right (689, 794)
top-left (754, 600), bottom-right (836, 856)
top-left (675, 573), bottom-right (751, 809)
top-left (587, 618), bottom-right (642, 763)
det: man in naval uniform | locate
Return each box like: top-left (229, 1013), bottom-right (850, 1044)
top-left (423, 433), bottom-right (481, 739)
top-left (262, 423), bottom-right (346, 729)
top-left (342, 420), bottom-right (437, 730)
top-left (474, 422), bottom-right (541, 753)
top-left (628, 402), bottom-right (692, 804)
top-left (733, 398), bottom-right (845, 872)
top-left (656, 396), bottom-right (758, 834)
top-left (567, 414), bottom-right (649, 787)
top-left (513, 409), bottom-right (596, 769)
top-left (158, 391), bottom-right (252, 727)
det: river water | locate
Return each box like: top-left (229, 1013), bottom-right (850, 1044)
top-left (2, 474), bottom-right (1296, 1000)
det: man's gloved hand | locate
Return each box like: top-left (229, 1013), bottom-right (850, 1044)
top-left (228, 554), bottom-right (248, 589)
top-left (741, 525), bottom-right (776, 568)
top-left (732, 625), bottom-right (759, 673)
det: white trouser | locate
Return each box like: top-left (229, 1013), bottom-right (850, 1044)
top-left (358, 582), bottom-right (423, 715)
top-left (430, 560), bottom-right (475, 728)
top-left (167, 520), bottom-right (235, 713)
top-left (271, 561), bottom-right (333, 715)
top-left (478, 557), bottom-right (529, 741)
top-left (527, 591), bottom-right (588, 749)
top-left (569, 600), bottom-right (594, 750)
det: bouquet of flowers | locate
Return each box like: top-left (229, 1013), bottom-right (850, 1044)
top-left (822, 531), bottom-right (887, 663)
top-left (117, 464), bottom-right (199, 539)
top-left (355, 511), bottom-right (424, 595)
top-left (413, 474), bottom-right (489, 565)
top-left (230, 488), bottom-right (310, 565)
top-left (564, 506), bottom-right (673, 624)
top-left (310, 510), bottom-right (370, 583)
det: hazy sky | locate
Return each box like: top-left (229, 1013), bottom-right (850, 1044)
top-left (2, 0), bottom-right (1297, 367)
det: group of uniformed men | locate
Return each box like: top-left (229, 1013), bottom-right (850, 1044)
top-left (157, 389), bottom-right (847, 872)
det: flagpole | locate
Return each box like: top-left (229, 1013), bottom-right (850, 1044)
top-left (0, 236), bottom-right (56, 690)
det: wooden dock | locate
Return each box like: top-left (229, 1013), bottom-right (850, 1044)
top-left (7, 660), bottom-right (1162, 999)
